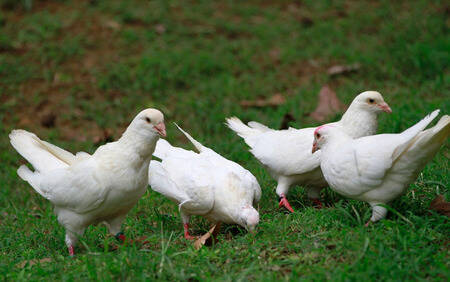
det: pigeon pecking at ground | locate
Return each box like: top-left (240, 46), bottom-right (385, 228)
top-left (226, 91), bottom-right (392, 212)
top-left (313, 110), bottom-right (449, 225)
top-left (149, 124), bottom-right (261, 239)
top-left (9, 108), bottom-right (166, 256)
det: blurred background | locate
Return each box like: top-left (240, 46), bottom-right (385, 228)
top-left (0, 0), bottom-right (448, 280)
top-left (1, 0), bottom-right (448, 149)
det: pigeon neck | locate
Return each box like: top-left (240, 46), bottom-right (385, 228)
top-left (321, 133), bottom-right (351, 156)
top-left (339, 105), bottom-right (378, 138)
top-left (119, 128), bottom-right (158, 159)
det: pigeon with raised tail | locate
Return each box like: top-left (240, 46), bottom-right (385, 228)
top-left (226, 91), bottom-right (391, 212)
top-left (149, 124), bottom-right (261, 239)
top-left (10, 108), bottom-right (166, 255)
top-left (313, 110), bottom-right (449, 224)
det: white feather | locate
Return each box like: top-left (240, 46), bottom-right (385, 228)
top-left (226, 91), bottom-right (390, 204)
top-left (10, 108), bottom-right (165, 253)
top-left (149, 125), bottom-right (261, 232)
top-left (319, 110), bottom-right (448, 222)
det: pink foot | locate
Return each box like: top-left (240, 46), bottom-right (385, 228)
top-left (68, 245), bottom-right (75, 256)
top-left (312, 198), bottom-right (323, 209)
top-left (278, 194), bottom-right (294, 213)
top-left (183, 223), bottom-right (197, 240)
top-left (365, 220), bottom-right (371, 227)
top-left (115, 232), bottom-right (127, 243)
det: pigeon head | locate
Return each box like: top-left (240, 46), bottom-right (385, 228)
top-left (129, 108), bottom-right (166, 138)
top-left (351, 91), bottom-right (392, 114)
top-left (239, 206), bottom-right (259, 232)
top-left (312, 125), bottom-right (350, 153)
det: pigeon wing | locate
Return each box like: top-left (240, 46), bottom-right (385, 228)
top-left (30, 159), bottom-right (108, 213)
top-left (352, 110), bottom-right (440, 187)
top-left (151, 156), bottom-right (215, 215)
top-left (249, 128), bottom-right (321, 176)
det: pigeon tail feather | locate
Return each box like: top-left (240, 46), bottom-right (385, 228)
top-left (419, 114), bottom-right (450, 148)
top-left (9, 130), bottom-right (70, 172)
top-left (248, 121), bottom-right (272, 132)
top-left (17, 165), bottom-right (45, 197)
top-left (431, 115), bottom-right (450, 137)
top-left (17, 164), bottom-right (33, 182)
top-left (404, 114), bottom-right (449, 159)
top-left (392, 110), bottom-right (440, 161)
top-left (226, 117), bottom-right (262, 137)
top-left (226, 117), bottom-right (266, 148)
top-left (400, 110), bottom-right (440, 138)
top-left (174, 123), bottom-right (205, 153)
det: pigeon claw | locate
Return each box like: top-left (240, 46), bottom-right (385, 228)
top-left (115, 232), bottom-right (127, 243)
top-left (68, 245), bottom-right (75, 256)
top-left (278, 195), bottom-right (294, 213)
top-left (312, 198), bottom-right (323, 209)
top-left (183, 223), bottom-right (197, 240)
top-left (364, 220), bottom-right (372, 227)
top-left (184, 234), bottom-right (197, 240)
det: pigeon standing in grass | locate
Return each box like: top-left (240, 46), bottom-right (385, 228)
top-left (226, 91), bottom-right (391, 212)
top-left (9, 108), bottom-right (166, 256)
top-left (313, 110), bottom-right (449, 225)
top-left (149, 124), bottom-right (261, 239)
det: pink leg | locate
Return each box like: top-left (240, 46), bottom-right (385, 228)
top-left (183, 223), bottom-right (196, 240)
top-left (68, 245), bottom-right (75, 256)
top-left (278, 194), bottom-right (294, 213)
top-left (115, 232), bottom-right (126, 243)
top-left (365, 220), bottom-right (371, 227)
top-left (312, 198), bottom-right (323, 209)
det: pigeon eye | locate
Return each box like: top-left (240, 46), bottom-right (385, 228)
top-left (316, 133), bottom-right (321, 138)
top-left (368, 98), bottom-right (375, 104)
top-left (145, 117), bottom-right (151, 123)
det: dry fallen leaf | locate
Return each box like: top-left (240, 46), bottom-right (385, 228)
top-left (429, 195), bottom-right (450, 217)
top-left (194, 223), bottom-right (221, 250)
top-left (17, 258), bottom-right (52, 269)
top-left (309, 85), bottom-right (346, 122)
top-left (240, 94), bottom-right (286, 108)
top-left (155, 24), bottom-right (166, 34)
top-left (104, 20), bottom-right (121, 30)
top-left (327, 63), bottom-right (360, 76)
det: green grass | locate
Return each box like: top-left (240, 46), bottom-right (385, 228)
top-left (0, 0), bottom-right (449, 280)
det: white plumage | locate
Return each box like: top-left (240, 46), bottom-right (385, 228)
top-left (314, 110), bottom-right (449, 224)
top-left (149, 124), bottom-right (261, 239)
top-left (226, 91), bottom-right (392, 212)
top-left (10, 108), bottom-right (166, 255)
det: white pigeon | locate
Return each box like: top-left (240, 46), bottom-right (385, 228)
top-left (9, 108), bottom-right (166, 256)
top-left (149, 124), bottom-right (261, 239)
top-left (313, 110), bottom-right (449, 225)
top-left (226, 91), bottom-right (392, 212)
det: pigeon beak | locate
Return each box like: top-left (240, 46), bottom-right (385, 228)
top-left (378, 102), bottom-right (392, 113)
top-left (312, 141), bottom-right (318, 154)
top-left (154, 122), bottom-right (166, 137)
top-left (247, 226), bottom-right (256, 234)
